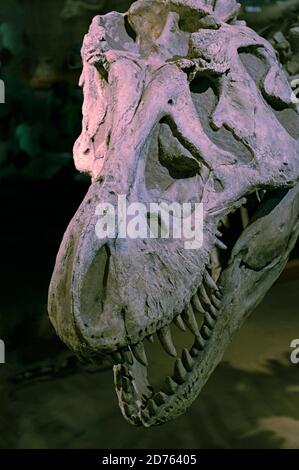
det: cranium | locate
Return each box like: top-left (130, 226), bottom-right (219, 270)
top-left (48, 0), bottom-right (299, 427)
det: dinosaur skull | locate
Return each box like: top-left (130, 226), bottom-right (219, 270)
top-left (48, 0), bottom-right (299, 427)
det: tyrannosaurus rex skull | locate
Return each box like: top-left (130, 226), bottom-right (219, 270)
top-left (48, 0), bottom-right (299, 427)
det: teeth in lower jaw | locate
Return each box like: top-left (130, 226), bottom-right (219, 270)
top-left (193, 334), bottom-right (205, 351)
top-left (204, 270), bottom-right (219, 292)
top-left (153, 391), bottom-right (168, 406)
top-left (173, 314), bottom-right (187, 332)
top-left (147, 399), bottom-right (158, 416)
top-left (121, 348), bottom-right (133, 365)
top-left (164, 376), bottom-right (178, 395)
top-left (211, 294), bottom-right (222, 309)
top-left (208, 304), bottom-right (219, 318)
top-left (204, 311), bottom-right (216, 329)
top-left (173, 358), bottom-right (187, 384)
top-left (132, 342), bottom-right (148, 367)
top-left (192, 294), bottom-right (206, 314)
top-left (182, 304), bottom-right (201, 337)
top-left (182, 348), bottom-right (194, 371)
top-left (202, 325), bottom-right (212, 340)
top-left (158, 326), bottom-right (177, 357)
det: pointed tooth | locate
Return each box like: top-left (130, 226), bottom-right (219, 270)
top-left (158, 326), bottom-right (177, 357)
top-left (215, 288), bottom-right (223, 300)
top-left (121, 348), bottom-right (133, 365)
top-left (240, 206), bottom-right (249, 229)
top-left (216, 229), bottom-right (223, 238)
top-left (199, 284), bottom-right (211, 305)
top-left (204, 270), bottom-right (219, 292)
top-left (190, 347), bottom-right (200, 358)
top-left (182, 304), bottom-right (200, 337)
top-left (215, 238), bottom-right (228, 251)
top-left (163, 376), bottom-right (178, 395)
top-left (173, 358), bottom-right (187, 384)
top-left (205, 311), bottom-right (215, 329)
top-left (146, 335), bottom-right (154, 344)
top-left (211, 294), bottom-right (221, 309)
top-left (173, 314), bottom-right (187, 332)
top-left (192, 294), bottom-right (206, 314)
top-left (202, 325), bottom-right (212, 340)
top-left (154, 392), bottom-right (168, 406)
top-left (221, 215), bottom-right (230, 229)
top-left (182, 348), bottom-right (194, 372)
top-left (132, 343), bottom-right (148, 366)
top-left (147, 399), bottom-right (158, 416)
top-left (193, 334), bottom-right (205, 351)
top-left (209, 304), bottom-right (219, 319)
top-left (256, 189), bottom-right (262, 203)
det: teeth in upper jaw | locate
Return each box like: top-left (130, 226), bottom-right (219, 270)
top-left (193, 334), bottom-right (205, 351)
top-left (208, 304), bottom-right (219, 318)
top-left (132, 342), bottom-right (148, 367)
top-left (215, 238), bottom-right (228, 251)
top-left (164, 376), bottom-right (178, 395)
top-left (192, 294), bottom-right (206, 314)
top-left (182, 304), bottom-right (201, 337)
top-left (204, 270), bottom-right (219, 292)
top-left (146, 334), bottom-right (155, 344)
top-left (221, 215), bottom-right (231, 229)
top-left (240, 206), bottom-right (250, 229)
top-left (182, 348), bottom-right (194, 371)
top-left (158, 326), bottom-right (177, 357)
top-left (199, 284), bottom-right (211, 305)
top-left (173, 358), bottom-right (187, 384)
top-left (173, 314), bottom-right (187, 332)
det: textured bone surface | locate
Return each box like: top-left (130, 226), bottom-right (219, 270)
top-left (48, 0), bottom-right (299, 427)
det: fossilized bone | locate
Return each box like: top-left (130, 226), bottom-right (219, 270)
top-left (49, 0), bottom-right (299, 427)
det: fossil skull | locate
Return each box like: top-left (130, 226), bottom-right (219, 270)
top-left (48, 0), bottom-right (299, 427)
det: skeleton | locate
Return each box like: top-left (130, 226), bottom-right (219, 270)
top-left (48, 0), bottom-right (299, 427)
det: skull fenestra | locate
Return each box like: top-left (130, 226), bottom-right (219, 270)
top-left (48, 0), bottom-right (299, 427)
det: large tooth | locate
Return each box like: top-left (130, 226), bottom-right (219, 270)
top-left (202, 325), bottom-right (212, 340)
top-left (132, 343), bottom-right (148, 366)
top-left (154, 392), bottom-right (167, 406)
top-left (182, 348), bottom-right (194, 371)
top-left (193, 334), bottom-right (205, 351)
top-left (192, 294), bottom-right (206, 314)
top-left (173, 358), bottom-right (187, 384)
top-left (121, 348), bottom-right (133, 365)
top-left (240, 206), bottom-right (249, 229)
top-left (199, 284), bottom-right (211, 305)
top-left (211, 294), bottom-right (222, 309)
top-left (216, 229), bottom-right (223, 238)
top-left (209, 304), bottom-right (219, 319)
top-left (215, 238), bottom-right (228, 251)
top-left (205, 311), bottom-right (215, 329)
top-left (190, 347), bottom-right (200, 358)
top-left (173, 314), bottom-right (187, 332)
top-left (158, 326), bottom-right (177, 357)
top-left (146, 335), bottom-right (154, 344)
top-left (164, 376), bottom-right (178, 395)
top-left (182, 305), bottom-right (200, 337)
top-left (147, 399), bottom-right (158, 416)
top-left (204, 270), bottom-right (219, 292)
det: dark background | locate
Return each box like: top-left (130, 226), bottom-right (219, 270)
top-left (0, 0), bottom-right (299, 449)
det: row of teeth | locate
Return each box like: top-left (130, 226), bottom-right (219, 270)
top-left (114, 231), bottom-right (229, 421)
